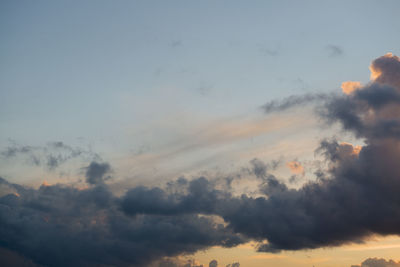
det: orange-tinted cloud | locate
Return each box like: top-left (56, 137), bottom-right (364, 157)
top-left (339, 142), bottom-right (362, 157)
top-left (286, 161), bottom-right (305, 175)
top-left (369, 52), bottom-right (400, 89)
top-left (341, 81), bottom-right (362, 95)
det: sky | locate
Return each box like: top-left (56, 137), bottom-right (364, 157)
top-left (1, 1), bottom-right (400, 267)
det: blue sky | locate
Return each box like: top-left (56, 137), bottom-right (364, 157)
top-left (2, 1), bottom-right (399, 145)
top-left (1, 0), bottom-right (400, 183)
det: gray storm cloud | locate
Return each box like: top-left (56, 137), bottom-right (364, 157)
top-left (1, 54), bottom-right (400, 266)
top-left (84, 161), bottom-right (112, 185)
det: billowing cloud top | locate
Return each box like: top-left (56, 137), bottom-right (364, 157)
top-left (370, 53), bottom-right (400, 89)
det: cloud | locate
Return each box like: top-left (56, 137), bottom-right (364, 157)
top-left (341, 81), bottom-right (362, 95)
top-left (0, 141), bottom-right (99, 170)
top-left (321, 54), bottom-right (400, 140)
top-left (286, 161), bottom-right (304, 176)
top-left (351, 258), bottom-right (400, 267)
top-left (170, 40), bottom-right (182, 48)
top-left (326, 45), bottom-right (344, 57)
top-left (0, 174), bottom-right (245, 267)
top-left (369, 53), bottom-right (400, 88)
top-left (0, 248), bottom-right (41, 267)
top-left (120, 54), bottom-right (400, 253)
top-left (158, 259), bottom-right (181, 267)
top-left (84, 161), bottom-right (112, 185)
top-left (209, 259), bottom-right (218, 267)
top-left (262, 93), bottom-right (328, 114)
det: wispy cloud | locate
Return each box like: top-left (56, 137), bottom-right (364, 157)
top-left (326, 44), bottom-right (344, 57)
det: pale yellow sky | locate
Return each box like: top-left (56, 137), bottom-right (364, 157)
top-left (191, 236), bottom-right (400, 267)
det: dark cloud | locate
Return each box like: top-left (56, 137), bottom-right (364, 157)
top-left (321, 54), bottom-right (400, 139)
top-left (0, 141), bottom-right (99, 170)
top-left (0, 248), bottom-right (41, 267)
top-left (226, 263), bottom-right (240, 267)
top-left (351, 258), bottom-right (400, 267)
top-left (158, 259), bottom-right (180, 267)
top-left (262, 93), bottom-right (329, 114)
top-left (0, 175), bottom-right (245, 267)
top-left (370, 53), bottom-right (400, 89)
top-left (117, 132), bottom-right (400, 254)
top-left (326, 44), bottom-right (344, 57)
top-left (250, 158), bottom-right (268, 179)
top-left (85, 161), bottom-right (112, 185)
top-left (321, 83), bottom-right (400, 139)
top-left (209, 259), bottom-right (218, 267)
top-left (121, 177), bottom-right (234, 217)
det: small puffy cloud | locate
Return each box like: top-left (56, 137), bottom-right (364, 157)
top-left (286, 161), bottom-right (305, 175)
top-left (84, 161), bottom-right (112, 185)
top-left (341, 81), bottom-right (362, 95)
top-left (351, 258), bottom-right (400, 267)
top-left (209, 260), bottom-right (218, 267)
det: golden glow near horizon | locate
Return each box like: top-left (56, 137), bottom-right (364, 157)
top-left (191, 236), bottom-right (400, 267)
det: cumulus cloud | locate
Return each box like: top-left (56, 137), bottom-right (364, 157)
top-left (351, 258), bottom-right (400, 267)
top-left (369, 53), bottom-right (400, 88)
top-left (84, 161), bottom-right (112, 185)
top-left (0, 175), bottom-right (245, 267)
top-left (322, 55), bottom-right (400, 140)
top-left (341, 81), bottom-right (362, 95)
